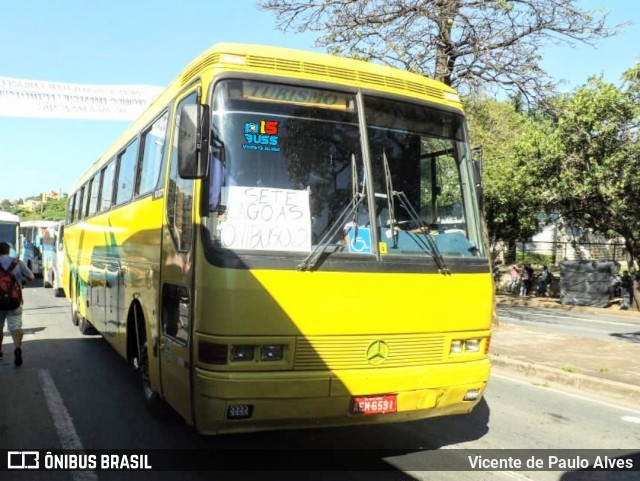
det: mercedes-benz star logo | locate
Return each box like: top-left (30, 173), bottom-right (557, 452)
top-left (366, 340), bottom-right (389, 366)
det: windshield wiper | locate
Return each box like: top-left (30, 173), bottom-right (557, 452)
top-left (394, 191), bottom-right (450, 274)
top-left (298, 154), bottom-right (365, 271)
top-left (381, 151), bottom-right (450, 275)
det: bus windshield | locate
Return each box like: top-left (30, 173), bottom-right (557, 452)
top-left (206, 79), bottom-right (481, 259)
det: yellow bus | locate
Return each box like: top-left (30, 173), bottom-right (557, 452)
top-left (64, 43), bottom-right (492, 435)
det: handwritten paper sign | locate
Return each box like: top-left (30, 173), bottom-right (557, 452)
top-left (220, 186), bottom-right (312, 252)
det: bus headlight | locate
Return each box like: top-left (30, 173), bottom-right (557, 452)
top-left (450, 340), bottom-right (463, 354)
top-left (449, 337), bottom-right (488, 355)
top-left (260, 344), bottom-right (284, 361)
top-left (465, 339), bottom-right (480, 352)
top-left (230, 345), bottom-right (255, 362)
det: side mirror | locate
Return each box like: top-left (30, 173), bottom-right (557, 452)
top-left (177, 103), bottom-right (210, 179)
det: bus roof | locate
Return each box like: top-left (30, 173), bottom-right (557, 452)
top-left (0, 211), bottom-right (20, 223)
top-left (182, 43), bottom-right (461, 100)
top-left (20, 220), bottom-right (59, 228)
top-left (71, 43), bottom-right (464, 192)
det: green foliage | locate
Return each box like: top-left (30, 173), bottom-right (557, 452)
top-left (5, 197), bottom-right (67, 222)
top-left (464, 97), bottom-right (543, 260)
top-left (517, 68), bottom-right (640, 270)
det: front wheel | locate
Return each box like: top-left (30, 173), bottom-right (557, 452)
top-left (133, 336), bottom-right (163, 414)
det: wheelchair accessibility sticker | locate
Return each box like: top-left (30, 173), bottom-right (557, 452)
top-left (347, 227), bottom-right (372, 254)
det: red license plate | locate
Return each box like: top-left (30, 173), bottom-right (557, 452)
top-left (352, 394), bottom-right (397, 415)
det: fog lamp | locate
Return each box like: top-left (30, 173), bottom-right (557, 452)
top-left (464, 389), bottom-right (480, 401)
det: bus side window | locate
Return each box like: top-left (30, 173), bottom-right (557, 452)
top-left (100, 159), bottom-right (116, 212)
top-left (114, 139), bottom-right (140, 206)
top-left (137, 111), bottom-right (169, 197)
top-left (67, 193), bottom-right (76, 224)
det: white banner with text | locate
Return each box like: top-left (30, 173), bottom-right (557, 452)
top-left (0, 76), bottom-right (163, 120)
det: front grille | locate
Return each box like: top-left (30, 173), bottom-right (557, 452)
top-left (294, 334), bottom-right (446, 370)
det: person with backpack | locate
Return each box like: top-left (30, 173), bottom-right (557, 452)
top-left (0, 241), bottom-right (34, 367)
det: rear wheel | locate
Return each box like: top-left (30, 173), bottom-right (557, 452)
top-left (71, 303), bottom-right (79, 326)
top-left (78, 315), bottom-right (97, 335)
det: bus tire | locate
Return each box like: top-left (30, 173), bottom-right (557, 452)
top-left (138, 340), bottom-right (162, 411)
top-left (133, 338), bottom-right (164, 416)
top-left (130, 306), bottom-right (163, 414)
top-left (71, 304), bottom-right (80, 326)
top-left (78, 316), bottom-right (98, 335)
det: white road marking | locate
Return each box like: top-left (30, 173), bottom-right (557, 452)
top-left (621, 416), bottom-right (640, 424)
top-left (38, 369), bottom-right (99, 481)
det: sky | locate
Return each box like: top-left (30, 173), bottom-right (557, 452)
top-left (0, 0), bottom-right (638, 201)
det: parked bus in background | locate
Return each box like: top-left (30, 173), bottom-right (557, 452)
top-left (20, 220), bottom-right (58, 277)
top-left (40, 221), bottom-right (65, 296)
top-left (0, 211), bottom-right (20, 258)
top-left (63, 43), bottom-right (491, 435)
top-left (52, 221), bottom-right (66, 297)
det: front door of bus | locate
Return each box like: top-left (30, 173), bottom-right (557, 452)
top-left (159, 90), bottom-right (198, 422)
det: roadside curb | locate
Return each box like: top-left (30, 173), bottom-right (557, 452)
top-left (490, 356), bottom-right (640, 407)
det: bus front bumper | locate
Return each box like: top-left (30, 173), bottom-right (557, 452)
top-left (192, 359), bottom-right (490, 435)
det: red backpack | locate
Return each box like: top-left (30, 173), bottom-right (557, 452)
top-left (0, 259), bottom-right (22, 310)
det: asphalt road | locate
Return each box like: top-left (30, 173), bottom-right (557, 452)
top-left (1, 283), bottom-right (638, 480)
top-left (496, 304), bottom-right (640, 344)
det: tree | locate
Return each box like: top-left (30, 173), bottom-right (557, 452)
top-left (464, 97), bottom-right (546, 262)
top-left (518, 66), bottom-right (640, 305)
top-left (259, 0), bottom-right (621, 102)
